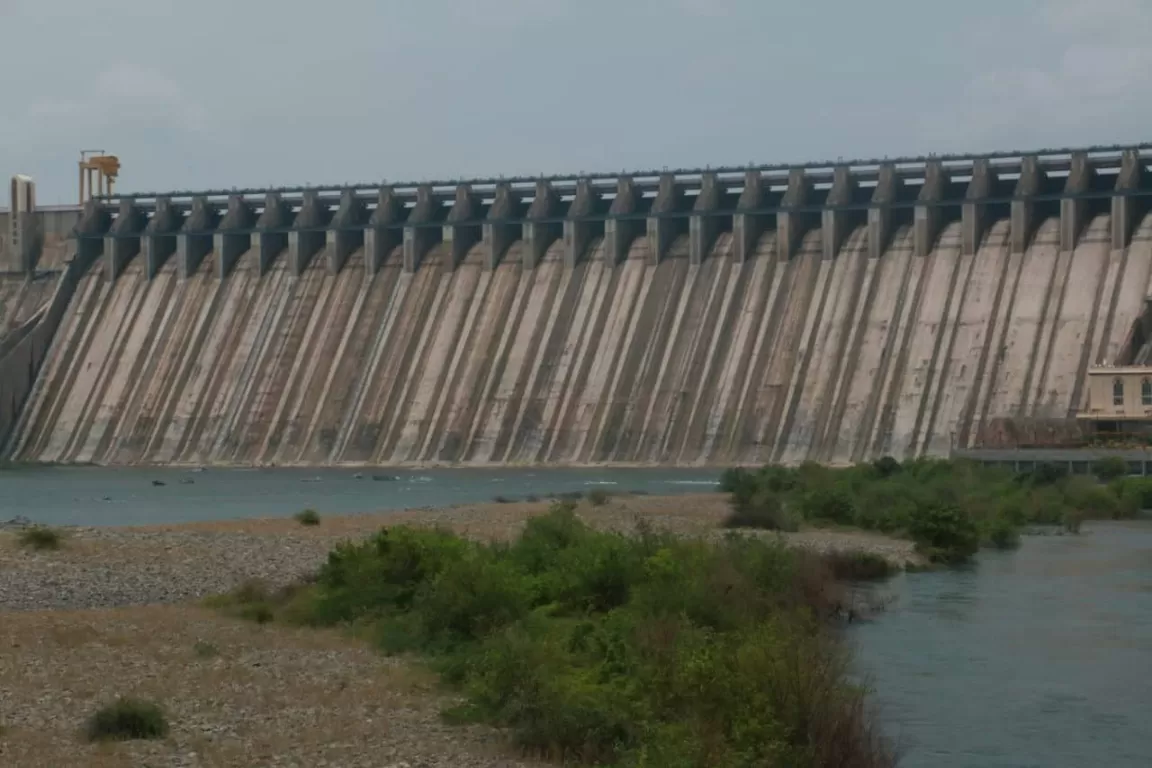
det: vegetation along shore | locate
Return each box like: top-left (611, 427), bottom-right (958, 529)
top-left (1, 457), bottom-right (1141, 766)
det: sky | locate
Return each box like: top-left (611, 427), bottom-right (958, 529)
top-left (2, 0), bottom-right (1151, 204)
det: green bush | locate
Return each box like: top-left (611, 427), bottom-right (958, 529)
top-left (907, 505), bottom-right (981, 564)
top-left (17, 526), bottom-right (63, 551)
top-left (86, 697), bottom-right (168, 742)
top-left (216, 506), bottom-right (894, 767)
top-left (722, 490), bottom-right (800, 532)
top-left (822, 550), bottom-right (896, 581)
top-left (294, 508), bottom-right (321, 526)
top-left (1092, 456), bottom-right (1129, 481)
top-left (586, 488), bottom-right (610, 507)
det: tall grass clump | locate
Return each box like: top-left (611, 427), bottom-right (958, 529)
top-left (717, 457), bottom-right (1143, 565)
top-left (85, 697), bottom-right (168, 742)
top-left (294, 508), bottom-right (321, 526)
top-left (17, 525), bottom-right (64, 551)
top-left (217, 504), bottom-right (896, 768)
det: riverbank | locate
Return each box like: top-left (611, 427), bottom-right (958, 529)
top-left (0, 493), bottom-right (911, 767)
top-left (0, 493), bottom-right (920, 612)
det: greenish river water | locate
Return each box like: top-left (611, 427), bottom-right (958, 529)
top-left (2, 466), bottom-right (1150, 767)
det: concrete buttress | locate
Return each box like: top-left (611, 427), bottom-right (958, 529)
top-left (255, 193), bottom-right (292, 275)
top-left (733, 170), bottom-right (766, 264)
top-left (105, 199), bottom-right (147, 280)
top-left (214, 196), bottom-right (256, 278)
top-left (177, 197), bottom-right (218, 279)
top-left (1011, 156), bottom-right (1045, 254)
top-left (648, 173), bottom-right (686, 264)
top-left (403, 186), bottom-right (441, 273)
top-left (962, 159), bottom-right (994, 256)
top-left (606, 177), bottom-right (642, 267)
top-left (777, 169), bottom-right (813, 260)
top-left (365, 187), bottom-right (403, 276)
top-left (522, 180), bottom-right (561, 270)
top-left (483, 183), bottom-right (522, 270)
top-left (822, 167), bottom-right (857, 260)
top-left (444, 185), bottom-right (481, 270)
top-left (914, 161), bottom-right (944, 257)
top-left (1112, 150), bottom-right (1146, 251)
top-left (331, 190), bottom-right (367, 274)
top-left (289, 191), bottom-right (331, 275)
top-left (689, 172), bottom-right (721, 265)
top-left (142, 197), bottom-right (182, 278)
top-left (563, 179), bottom-right (600, 268)
top-left (1060, 152), bottom-right (1095, 251)
top-left (868, 164), bottom-right (900, 261)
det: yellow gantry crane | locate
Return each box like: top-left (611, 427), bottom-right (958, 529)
top-left (78, 150), bottom-right (120, 204)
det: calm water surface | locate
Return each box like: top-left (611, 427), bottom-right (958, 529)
top-left (2, 467), bottom-right (1150, 766)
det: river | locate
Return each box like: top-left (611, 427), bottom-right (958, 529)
top-left (2, 466), bottom-right (1150, 767)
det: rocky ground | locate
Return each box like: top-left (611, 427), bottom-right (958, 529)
top-left (0, 493), bottom-right (918, 766)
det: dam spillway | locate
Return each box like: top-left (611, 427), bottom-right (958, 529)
top-left (3, 145), bottom-right (1152, 467)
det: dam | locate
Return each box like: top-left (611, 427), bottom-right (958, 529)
top-left (2, 144), bottom-right (1152, 467)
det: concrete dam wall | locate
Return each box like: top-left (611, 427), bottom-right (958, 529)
top-left (4, 145), bottom-right (1152, 466)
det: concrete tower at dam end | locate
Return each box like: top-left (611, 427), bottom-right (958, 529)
top-left (2, 144), bottom-right (1152, 467)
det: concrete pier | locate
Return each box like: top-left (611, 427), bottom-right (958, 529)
top-left (143, 197), bottom-right (182, 278)
top-left (365, 187), bottom-right (402, 275)
top-left (403, 186), bottom-right (441, 273)
top-left (647, 174), bottom-right (685, 264)
top-left (522, 180), bottom-right (561, 270)
top-left (606, 177), bottom-right (642, 266)
top-left (778, 169), bottom-right (814, 260)
top-left (3, 143), bottom-right (1152, 467)
top-left (215, 196), bottom-right (255, 278)
top-left (733, 171), bottom-right (766, 264)
top-left (289, 191), bottom-right (330, 276)
top-left (331, 190), bottom-right (367, 274)
top-left (105, 199), bottom-right (146, 280)
top-left (177, 197), bottom-right (217, 278)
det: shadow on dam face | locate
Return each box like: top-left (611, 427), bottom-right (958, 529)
top-left (5, 208), bottom-right (1150, 468)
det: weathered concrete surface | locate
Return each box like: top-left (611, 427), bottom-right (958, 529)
top-left (6, 209), bottom-right (1152, 467)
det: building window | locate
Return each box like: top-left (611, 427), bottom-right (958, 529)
top-left (1142, 379), bottom-right (1152, 406)
top-left (1113, 378), bottom-right (1125, 406)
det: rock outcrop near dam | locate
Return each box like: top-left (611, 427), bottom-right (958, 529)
top-left (3, 146), bottom-right (1151, 466)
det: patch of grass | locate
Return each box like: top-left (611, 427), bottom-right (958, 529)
top-left (214, 505), bottom-right (896, 767)
top-left (85, 697), bottom-right (169, 742)
top-left (17, 525), bottom-right (64, 551)
top-left (586, 488), bottom-right (610, 507)
top-left (192, 640), bottom-right (219, 659)
top-left (293, 508), bottom-right (321, 526)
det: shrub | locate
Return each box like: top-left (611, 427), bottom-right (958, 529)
top-left (294, 508), bottom-right (321, 526)
top-left (799, 486), bottom-right (856, 526)
top-left (871, 456), bottom-right (902, 478)
top-left (1092, 456), bottom-right (1129, 481)
top-left (1026, 462), bottom-right (1069, 486)
top-left (722, 490), bottom-right (800, 532)
top-left (1062, 507), bottom-right (1086, 534)
top-left (86, 697), bottom-right (168, 742)
top-left (193, 641), bottom-right (219, 658)
top-left (586, 488), bottom-right (610, 507)
top-left (823, 550), bottom-right (897, 581)
top-left (492, 495), bottom-right (515, 504)
top-left (17, 525), bottom-right (63, 551)
top-left (907, 505), bottom-right (980, 564)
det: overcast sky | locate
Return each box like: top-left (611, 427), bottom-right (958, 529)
top-left (2, 0), bottom-right (1150, 203)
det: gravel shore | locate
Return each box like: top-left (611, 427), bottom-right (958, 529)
top-left (0, 493), bottom-right (917, 766)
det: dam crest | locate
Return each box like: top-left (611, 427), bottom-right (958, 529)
top-left (2, 144), bottom-right (1152, 466)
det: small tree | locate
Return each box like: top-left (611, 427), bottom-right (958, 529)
top-left (1092, 456), bottom-right (1129, 481)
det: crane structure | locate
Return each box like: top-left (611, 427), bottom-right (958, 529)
top-left (78, 150), bottom-right (120, 204)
